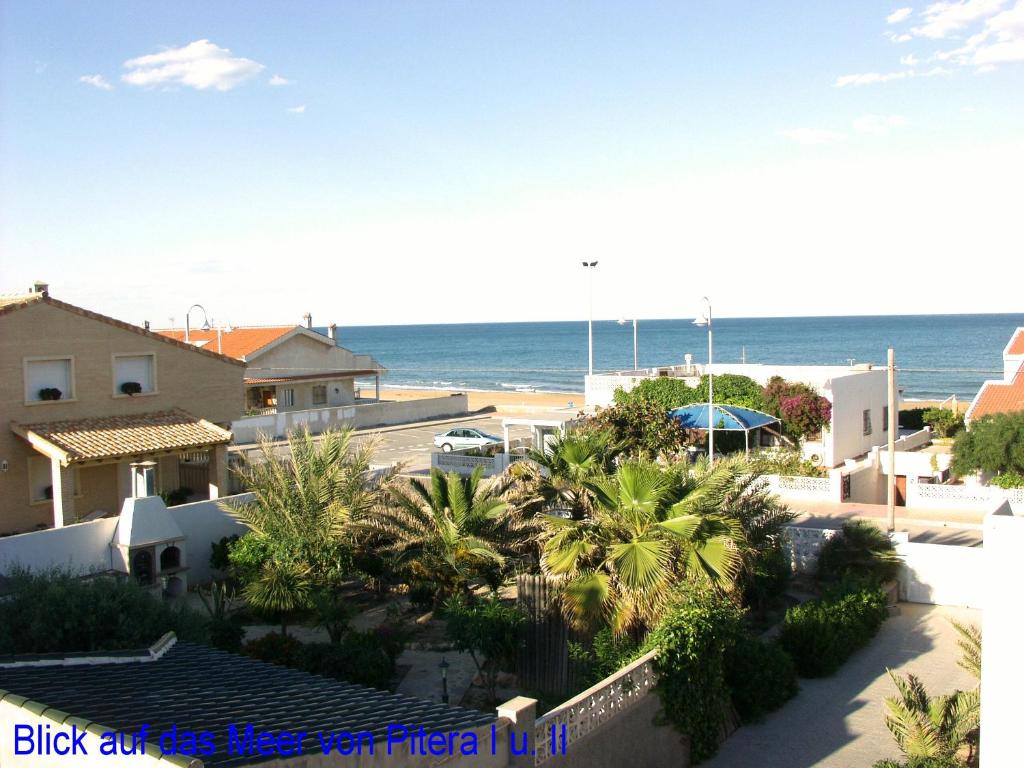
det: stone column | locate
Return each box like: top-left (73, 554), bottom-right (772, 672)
top-left (49, 457), bottom-right (75, 528)
top-left (208, 444), bottom-right (229, 499)
top-left (496, 696), bottom-right (537, 768)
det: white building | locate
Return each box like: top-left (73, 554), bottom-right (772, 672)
top-left (585, 361), bottom-right (891, 468)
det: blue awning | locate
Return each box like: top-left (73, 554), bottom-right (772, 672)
top-left (668, 403), bottom-right (780, 432)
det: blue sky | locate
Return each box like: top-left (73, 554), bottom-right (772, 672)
top-left (2, 1), bottom-right (1022, 326)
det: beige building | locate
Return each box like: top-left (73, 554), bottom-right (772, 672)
top-left (156, 313), bottom-right (385, 414)
top-left (0, 284), bottom-right (245, 535)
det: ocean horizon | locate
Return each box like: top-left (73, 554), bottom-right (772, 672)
top-left (336, 312), bottom-right (1024, 401)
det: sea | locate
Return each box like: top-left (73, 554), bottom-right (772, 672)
top-left (337, 314), bottom-right (1024, 401)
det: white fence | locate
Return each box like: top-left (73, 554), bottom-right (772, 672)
top-left (905, 480), bottom-right (1024, 513)
top-left (231, 393), bottom-right (470, 443)
top-left (534, 649), bottom-right (659, 765)
top-left (764, 471), bottom-right (846, 503)
top-left (432, 450), bottom-right (530, 477)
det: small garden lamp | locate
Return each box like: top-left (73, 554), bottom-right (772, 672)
top-left (439, 656), bottom-right (450, 704)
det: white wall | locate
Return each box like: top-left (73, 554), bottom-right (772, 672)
top-left (981, 505), bottom-right (1024, 768)
top-left (827, 369), bottom-right (890, 467)
top-left (231, 394), bottom-right (469, 443)
top-left (895, 541), bottom-right (985, 608)
top-left (168, 494), bottom-right (251, 583)
top-left (0, 517), bottom-right (117, 576)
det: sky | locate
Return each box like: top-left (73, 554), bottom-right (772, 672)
top-left (1, 1), bottom-right (1022, 327)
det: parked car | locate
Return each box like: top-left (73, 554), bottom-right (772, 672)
top-left (434, 427), bottom-right (503, 452)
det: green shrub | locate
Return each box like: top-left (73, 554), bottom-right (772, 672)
top-left (242, 631), bottom-right (303, 666)
top-left (952, 411), bottom-right (1024, 476)
top-left (298, 632), bottom-right (396, 690)
top-left (898, 408), bottom-right (926, 431)
top-left (779, 583), bottom-right (888, 677)
top-left (444, 596), bottom-right (526, 704)
top-left (991, 471), bottom-right (1024, 489)
top-left (743, 544), bottom-right (792, 613)
top-left (569, 628), bottom-right (643, 689)
top-left (815, 520), bottom-right (902, 585)
top-left (724, 634), bottom-right (798, 722)
top-left (873, 759), bottom-right (961, 768)
top-left (922, 408), bottom-right (963, 439)
top-left (0, 569), bottom-right (208, 654)
top-left (647, 588), bottom-right (745, 763)
top-left (208, 616), bottom-right (245, 653)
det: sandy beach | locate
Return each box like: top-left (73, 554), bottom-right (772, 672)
top-left (373, 387), bottom-right (583, 412)
top-left (372, 387), bottom-right (970, 414)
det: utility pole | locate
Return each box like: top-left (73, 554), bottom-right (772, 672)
top-left (887, 348), bottom-right (897, 532)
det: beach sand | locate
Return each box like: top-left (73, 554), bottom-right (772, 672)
top-left (373, 387), bottom-right (583, 412)
top-left (371, 387), bottom-right (970, 414)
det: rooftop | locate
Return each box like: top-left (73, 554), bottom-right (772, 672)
top-left (12, 409), bottom-right (233, 465)
top-left (0, 638), bottom-right (493, 768)
top-left (1006, 328), bottom-right (1024, 357)
top-left (156, 326), bottom-right (296, 361)
top-left (968, 368), bottom-right (1024, 421)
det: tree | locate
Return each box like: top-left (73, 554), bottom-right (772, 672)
top-left (762, 376), bottom-right (832, 440)
top-left (923, 408), bottom-right (964, 439)
top-left (508, 430), bottom-right (619, 521)
top-left (881, 672), bottom-right (979, 765)
top-left (951, 411), bottom-right (1024, 477)
top-left (371, 466), bottom-right (521, 601)
top-left (694, 374), bottom-right (766, 412)
top-left (540, 461), bottom-right (745, 636)
top-left (444, 596), bottom-right (526, 704)
top-left (591, 398), bottom-right (687, 460)
top-left (221, 427), bottom-right (386, 634)
top-left (613, 377), bottom-right (697, 410)
top-left (815, 520), bottom-right (903, 585)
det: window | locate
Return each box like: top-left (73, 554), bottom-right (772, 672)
top-left (28, 456), bottom-right (79, 502)
top-left (113, 353), bottom-right (156, 395)
top-left (882, 406), bottom-right (889, 431)
top-left (281, 388), bottom-right (295, 407)
top-left (24, 357), bottom-right (74, 402)
top-left (863, 409), bottom-right (873, 436)
top-left (312, 385), bottom-right (327, 406)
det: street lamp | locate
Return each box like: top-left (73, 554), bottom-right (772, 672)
top-left (439, 656), bottom-right (450, 704)
top-left (184, 304), bottom-right (211, 344)
top-left (618, 317), bottom-right (639, 370)
top-left (582, 261), bottom-right (598, 376)
top-left (693, 297), bottom-right (713, 465)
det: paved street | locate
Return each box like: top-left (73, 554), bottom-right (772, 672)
top-left (703, 603), bottom-right (980, 768)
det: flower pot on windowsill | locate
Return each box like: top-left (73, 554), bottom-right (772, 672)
top-left (38, 388), bottom-right (63, 401)
top-left (120, 381), bottom-right (143, 396)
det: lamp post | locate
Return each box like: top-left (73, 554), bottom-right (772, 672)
top-left (582, 261), bottom-right (598, 376)
top-left (184, 304), bottom-right (211, 344)
top-left (693, 297), bottom-right (714, 465)
top-left (439, 656), bottom-right (450, 704)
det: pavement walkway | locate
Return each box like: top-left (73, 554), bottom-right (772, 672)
top-left (703, 603), bottom-right (980, 768)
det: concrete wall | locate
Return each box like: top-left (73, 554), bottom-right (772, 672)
top-left (981, 506), bottom-right (1024, 767)
top-left (895, 541), bottom-right (985, 608)
top-left (904, 480), bottom-right (1024, 513)
top-left (0, 299), bottom-right (245, 534)
top-left (827, 369), bottom-right (890, 467)
top-left (231, 394), bottom-right (469, 443)
top-left (0, 517), bottom-right (118, 576)
top-left (167, 495), bottom-right (251, 584)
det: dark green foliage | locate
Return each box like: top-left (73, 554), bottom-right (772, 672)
top-left (408, 581), bottom-right (438, 611)
top-left (444, 596), bottom-right (526, 703)
top-left (0, 570), bottom-right (208, 654)
top-left (952, 411), bottom-right (1024, 476)
top-left (724, 634), bottom-right (798, 722)
top-left (242, 631), bottom-right (304, 666)
top-left (873, 760), bottom-right (961, 768)
top-left (207, 616), bottom-right (245, 653)
top-left (593, 398), bottom-right (686, 459)
top-left (899, 408), bottom-right (927, 430)
top-left (743, 544), bottom-right (792, 612)
top-left (119, 381), bottom-right (143, 395)
top-left (990, 470), bottom-right (1024, 489)
top-left (242, 630), bottom-right (399, 690)
top-left (613, 377), bottom-right (696, 410)
top-left (568, 628), bottom-right (643, 688)
top-left (209, 535), bottom-right (239, 572)
top-left (816, 520), bottom-right (903, 585)
top-left (695, 374), bottom-right (766, 412)
top-left (160, 486), bottom-right (192, 506)
top-left (922, 408), bottom-right (964, 439)
top-left (779, 583), bottom-right (889, 677)
top-left (646, 588), bottom-right (745, 763)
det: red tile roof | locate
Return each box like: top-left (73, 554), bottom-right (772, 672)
top-left (1007, 328), bottom-right (1024, 356)
top-left (969, 368), bottom-right (1024, 421)
top-left (156, 326), bottom-right (296, 361)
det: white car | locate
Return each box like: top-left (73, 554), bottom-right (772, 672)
top-left (434, 427), bottom-right (503, 452)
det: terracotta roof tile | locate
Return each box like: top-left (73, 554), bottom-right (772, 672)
top-left (156, 326), bottom-right (296, 360)
top-left (969, 368), bottom-right (1024, 421)
top-left (13, 409), bottom-right (232, 464)
top-left (1007, 328), bottom-right (1024, 356)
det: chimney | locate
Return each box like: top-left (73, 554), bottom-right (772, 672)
top-left (144, 320), bottom-right (151, 331)
top-left (303, 312), bottom-right (312, 329)
top-left (31, 281), bottom-right (49, 296)
top-left (131, 461), bottom-right (158, 498)
top-left (328, 323), bottom-right (337, 341)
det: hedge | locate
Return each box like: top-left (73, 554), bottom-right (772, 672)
top-left (724, 634), bottom-right (798, 722)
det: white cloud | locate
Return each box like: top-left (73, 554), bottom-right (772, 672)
top-left (268, 74), bottom-right (290, 86)
top-left (121, 39), bottom-right (264, 91)
top-left (79, 74), bottom-right (113, 91)
top-left (834, 66), bottom-right (949, 86)
top-left (901, 53), bottom-right (921, 64)
top-left (937, 1), bottom-right (1024, 67)
top-left (912, 0), bottom-right (1007, 39)
top-left (287, 104), bottom-right (306, 114)
top-left (888, 7), bottom-right (915, 23)
top-left (853, 114), bottom-right (910, 135)
top-left (778, 128), bottom-right (848, 145)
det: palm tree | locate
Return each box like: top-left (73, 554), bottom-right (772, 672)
top-left (371, 466), bottom-right (524, 601)
top-left (220, 427), bottom-right (386, 633)
top-left (540, 460), bottom-right (746, 636)
top-left (503, 430), bottom-right (619, 523)
top-left (816, 519), bottom-right (903, 584)
top-left (882, 671), bottom-right (979, 765)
